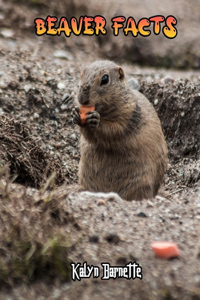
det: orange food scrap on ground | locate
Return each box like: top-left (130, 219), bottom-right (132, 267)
top-left (79, 105), bottom-right (95, 124)
top-left (151, 241), bottom-right (180, 259)
top-left (97, 199), bottom-right (106, 206)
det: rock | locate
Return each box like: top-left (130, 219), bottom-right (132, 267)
top-left (154, 98), bottom-right (159, 105)
top-left (53, 50), bottom-right (73, 60)
top-left (0, 13), bottom-right (4, 21)
top-left (33, 112), bottom-right (39, 119)
top-left (49, 114), bottom-right (58, 121)
top-left (24, 84), bottom-right (32, 93)
top-left (80, 191), bottom-right (123, 202)
top-left (0, 28), bottom-right (14, 38)
top-left (105, 233), bottom-right (120, 244)
top-left (147, 200), bottom-right (154, 207)
top-left (9, 81), bottom-right (18, 90)
top-left (57, 82), bottom-right (66, 89)
top-left (116, 256), bottom-right (127, 265)
top-left (155, 195), bottom-right (165, 201)
top-left (89, 233), bottom-right (99, 243)
top-left (60, 104), bottom-right (68, 111)
top-left (146, 76), bottom-right (153, 83)
top-left (0, 80), bottom-right (7, 89)
top-left (137, 212), bottom-right (147, 218)
top-left (62, 93), bottom-right (70, 103)
top-left (97, 199), bottom-right (106, 206)
top-left (161, 76), bottom-right (174, 85)
top-left (70, 133), bottom-right (77, 141)
top-left (127, 78), bottom-right (140, 91)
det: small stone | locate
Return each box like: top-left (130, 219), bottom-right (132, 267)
top-left (57, 82), bottom-right (66, 89)
top-left (24, 84), bottom-right (32, 92)
top-left (0, 13), bottom-right (4, 21)
top-left (50, 114), bottom-right (57, 121)
top-left (147, 200), bottom-right (154, 207)
top-left (89, 233), bottom-right (99, 243)
top-left (62, 93), bottom-right (70, 103)
top-left (0, 108), bottom-right (4, 115)
top-left (146, 76), bottom-right (153, 83)
top-left (54, 142), bottom-right (62, 149)
top-left (53, 50), bottom-right (73, 60)
top-left (154, 98), bottom-right (159, 105)
top-left (0, 28), bottom-right (14, 38)
top-left (60, 104), bottom-right (68, 111)
top-left (33, 112), bottom-right (39, 119)
top-left (97, 199), bottom-right (106, 206)
top-left (127, 78), bottom-right (140, 91)
top-left (194, 275), bottom-right (200, 283)
top-left (25, 21), bottom-right (31, 28)
top-left (137, 212), bottom-right (147, 218)
top-left (105, 233), bottom-right (120, 243)
top-left (161, 76), bottom-right (174, 85)
top-left (57, 68), bottom-right (62, 75)
top-left (116, 256), bottom-right (127, 265)
top-left (9, 81), bottom-right (18, 90)
top-left (70, 133), bottom-right (77, 141)
top-left (155, 195), bottom-right (165, 201)
top-left (180, 112), bottom-right (185, 117)
top-left (40, 70), bottom-right (45, 76)
top-left (0, 81), bottom-right (7, 89)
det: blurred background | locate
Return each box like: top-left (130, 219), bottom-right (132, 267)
top-left (1, 0), bottom-right (200, 69)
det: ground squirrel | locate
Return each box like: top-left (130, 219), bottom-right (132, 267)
top-left (72, 60), bottom-right (168, 200)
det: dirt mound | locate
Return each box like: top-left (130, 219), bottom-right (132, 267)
top-left (0, 115), bottom-right (65, 188)
top-left (0, 180), bottom-right (77, 286)
top-left (139, 79), bottom-right (200, 195)
top-left (0, 68), bottom-right (199, 299)
top-left (140, 79), bottom-right (200, 161)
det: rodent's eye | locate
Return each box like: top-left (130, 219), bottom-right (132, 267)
top-left (101, 74), bottom-right (109, 86)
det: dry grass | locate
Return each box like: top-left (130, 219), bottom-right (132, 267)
top-left (0, 175), bottom-right (75, 286)
top-left (0, 114), bottom-right (77, 286)
top-left (0, 115), bottom-right (65, 188)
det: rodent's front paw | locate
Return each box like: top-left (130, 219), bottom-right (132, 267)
top-left (71, 106), bottom-right (82, 126)
top-left (86, 111), bottom-right (100, 128)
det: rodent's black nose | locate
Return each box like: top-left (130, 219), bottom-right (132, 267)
top-left (78, 94), bottom-right (89, 105)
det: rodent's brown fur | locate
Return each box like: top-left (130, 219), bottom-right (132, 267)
top-left (74, 60), bottom-right (168, 200)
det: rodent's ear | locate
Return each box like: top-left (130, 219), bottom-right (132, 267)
top-left (118, 67), bottom-right (125, 80)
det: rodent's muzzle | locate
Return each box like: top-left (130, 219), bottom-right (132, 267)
top-left (78, 85), bottom-right (90, 105)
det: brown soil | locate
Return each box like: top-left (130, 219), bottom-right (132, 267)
top-left (0, 1), bottom-right (200, 299)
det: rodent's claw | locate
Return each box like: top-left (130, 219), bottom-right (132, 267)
top-left (85, 111), bottom-right (100, 128)
top-left (85, 111), bottom-right (94, 115)
top-left (72, 106), bottom-right (82, 125)
top-left (86, 111), bottom-right (100, 119)
top-left (75, 106), bottom-right (80, 113)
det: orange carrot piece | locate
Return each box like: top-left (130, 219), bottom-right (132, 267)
top-left (79, 105), bottom-right (95, 124)
top-left (151, 241), bottom-right (180, 259)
